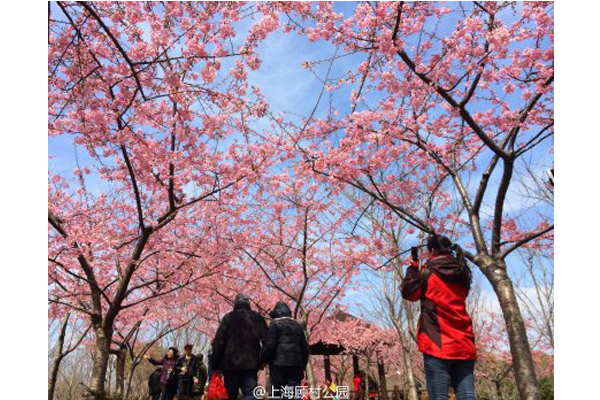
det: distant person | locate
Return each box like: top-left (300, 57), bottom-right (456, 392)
top-left (353, 373), bottom-right (362, 400)
top-left (323, 378), bottom-right (338, 400)
top-left (391, 385), bottom-right (403, 400)
top-left (148, 367), bottom-right (163, 400)
top-left (210, 293), bottom-right (268, 400)
top-left (358, 372), bottom-right (377, 400)
top-left (177, 344), bottom-right (208, 399)
top-left (261, 301), bottom-right (309, 399)
top-left (367, 378), bottom-right (377, 400)
top-left (401, 235), bottom-right (476, 400)
top-left (144, 347), bottom-right (181, 400)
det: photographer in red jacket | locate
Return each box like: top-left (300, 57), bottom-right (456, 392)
top-left (401, 235), bottom-right (476, 400)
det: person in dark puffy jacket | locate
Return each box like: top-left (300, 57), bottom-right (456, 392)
top-left (261, 301), bottom-right (309, 400)
top-left (210, 293), bottom-right (268, 400)
top-left (401, 235), bottom-right (476, 400)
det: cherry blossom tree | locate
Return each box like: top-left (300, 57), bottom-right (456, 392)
top-left (229, 167), bottom-right (368, 390)
top-left (49, 2), bottom-right (555, 399)
top-left (310, 311), bottom-right (397, 397)
top-left (339, 194), bottom-right (422, 400)
top-left (48, 2), bottom-right (282, 398)
top-left (311, 311), bottom-right (395, 359)
top-left (109, 302), bottom-right (202, 400)
top-left (276, 2), bottom-right (553, 398)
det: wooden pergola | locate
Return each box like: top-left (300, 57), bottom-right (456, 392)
top-left (309, 312), bottom-right (392, 400)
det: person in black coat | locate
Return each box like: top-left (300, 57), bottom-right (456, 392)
top-left (261, 301), bottom-right (309, 400)
top-left (177, 344), bottom-right (208, 399)
top-left (210, 293), bottom-right (268, 400)
top-left (148, 367), bottom-right (163, 400)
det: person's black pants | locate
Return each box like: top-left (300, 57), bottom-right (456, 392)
top-left (179, 377), bottom-right (198, 399)
top-left (159, 382), bottom-right (178, 400)
top-left (269, 366), bottom-right (304, 400)
top-left (223, 369), bottom-right (258, 400)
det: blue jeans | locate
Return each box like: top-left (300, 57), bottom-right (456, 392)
top-left (423, 354), bottom-right (476, 400)
top-left (222, 369), bottom-right (258, 400)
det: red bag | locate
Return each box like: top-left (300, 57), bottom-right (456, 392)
top-left (208, 371), bottom-right (228, 400)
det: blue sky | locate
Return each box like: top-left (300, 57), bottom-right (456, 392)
top-left (49, 2), bottom-right (553, 321)
top-left (234, 3), bottom-right (552, 317)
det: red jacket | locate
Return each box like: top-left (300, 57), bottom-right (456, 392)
top-left (401, 254), bottom-right (476, 360)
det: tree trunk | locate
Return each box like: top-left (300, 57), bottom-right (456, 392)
top-left (113, 348), bottom-right (126, 399)
top-left (389, 318), bottom-right (418, 400)
top-left (48, 354), bottom-right (63, 400)
top-left (377, 358), bottom-right (387, 400)
top-left (124, 359), bottom-right (140, 400)
top-left (305, 356), bottom-right (318, 400)
top-left (365, 359), bottom-right (370, 400)
top-left (301, 323), bottom-right (318, 400)
top-left (494, 380), bottom-right (505, 400)
top-left (400, 343), bottom-right (418, 400)
top-left (484, 260), bottom-right (540, 400)
top-left (87, 328), bottom-right (113, 399)
top-left (49, 314), bottom-right (70, 400)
